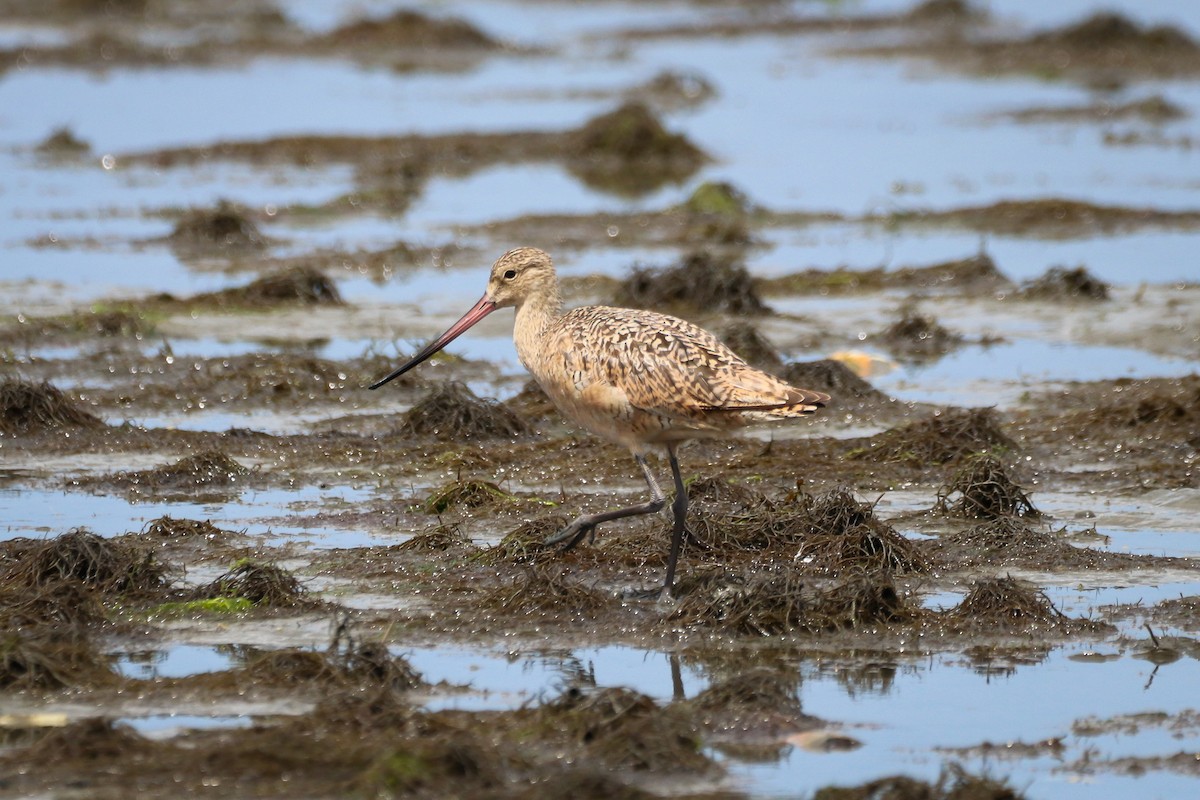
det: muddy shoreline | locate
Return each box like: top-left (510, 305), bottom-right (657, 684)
top-left (2, 0), bottom-right (1200, 797)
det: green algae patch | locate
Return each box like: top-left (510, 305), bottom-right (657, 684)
top-left (151, 596), bottom-right (254, 617)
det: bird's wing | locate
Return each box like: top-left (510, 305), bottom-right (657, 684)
top-left (557, 307), bottom-right (814, 419)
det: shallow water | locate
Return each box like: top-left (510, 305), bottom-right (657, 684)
top-left (3, 0), bottom-right (1200, 796)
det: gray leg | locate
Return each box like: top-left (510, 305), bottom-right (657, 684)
top-left (544, 454), bottom-right (666, 550)
top-left (662, 443), bottom-right (688, 596)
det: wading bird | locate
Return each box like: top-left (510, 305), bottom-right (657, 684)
top-left (371, 247), bottom-right (829, 596)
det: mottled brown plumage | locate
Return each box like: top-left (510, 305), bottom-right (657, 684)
top-left (372, 247), bottom-right (829, 596)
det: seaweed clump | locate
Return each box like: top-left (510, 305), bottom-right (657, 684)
top-left (935, 454), bottom-right (1039, 519)
top-left (795, 488), bottom-right (930, 575)
top-left (313, 9), bottom-right (498, 50)
top-left (0, 378), bottom-right (103, 435)
top-left (814, 766), bottom-right (1025, 800)
top-left (480, 565), bottom-right (611, 617)
top-left (168, 199), bottom-right (266, 251)
top-left (35, 126), bottom-right (90, 156)
top-left (614, 251), bottom-right (767, 316)
top-left (779, 359), bottom-right (890, 408)
top-left (189, 561), bottom-right (315, 609)
top-left (671, 570), bottom-right (916, 635)
top-left (854, 407), bottom-right (1015, 466)
top-left (944, 576), bottom-right (1066, 630)
top-left (95, 450), bottom-right (249, 496)
top-left (194, 267), bottom-right (343, 308)
top-left (476, 515), bottom-right (568, 565)
top-left (421, 479), bottom-right (517, 515)
top-left (874, 312), bottom-right (964, 358)
top-left (400, 382), bottom-right (529, 440)
top-left (719, 322), bottom-right (784, 371)
top-left (567, 103), bottom-right (707, 195)
top-left (1018, 266), bottom-right (1109, 301)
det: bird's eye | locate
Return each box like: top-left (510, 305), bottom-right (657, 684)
top-left (503, 269), bottom-right (517, 280)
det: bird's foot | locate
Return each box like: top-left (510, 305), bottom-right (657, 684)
top-left (621, 583), bottom-right (677, 603)
top-left (543, 519), bottom-right (596, 551)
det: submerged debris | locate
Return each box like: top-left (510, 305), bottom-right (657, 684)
top-left (1018, 266), bottom-right (1110, 301)
top-left (614, 251), bottom-right (768, 315)
top-left (400, 382), bottom-right (529, 440)
top-left (0, 378), bottom-right (103, 435)
top-left (855, 407), bottom-right (1015, 465)
top-left (168, 199), bottom-right (267, 250)
top-left (936, 454), bottom-right (1040, 519)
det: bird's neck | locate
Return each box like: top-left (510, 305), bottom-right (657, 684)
top-left (513, 286), bottom-right (562, 366)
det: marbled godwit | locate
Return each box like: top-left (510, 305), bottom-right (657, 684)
top-left (371, 247), bottom-right (829, 596)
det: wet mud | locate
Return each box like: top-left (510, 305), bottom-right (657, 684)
top-left (2, 0), bottom-right (1199, 798)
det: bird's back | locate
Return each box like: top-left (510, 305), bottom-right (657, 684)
top-left (516, 304), bottom-right (828, 449)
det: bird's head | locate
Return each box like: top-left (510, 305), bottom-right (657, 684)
top-left (485, 246), bottom-right (556, 309)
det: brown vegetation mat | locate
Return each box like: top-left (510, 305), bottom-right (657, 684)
top-left (854, 407), bottom-right (1015, 465)
top-left (2, 527), bottom-right (166, 598)
top-left (873, 312), bottom-right (964, 358)
top-left (478, 565), bottom-right (612, 617)
top-left (86, 449), bottom-right (251, 497)
top-left (242, 635), bottom-right (422, 693)
top-left (847, 10), bottom-right (1200, 83)
top-left (142, 516), bottom-right (230, 539)
top-left (882, 198), bottom-right (1200, 239)
top-left (670, 570), bottom-right (919, 636)
top-left (935, 454), bottom-right (1039, 519)
top-left (614, 250), bottom-right (768, 316)
top-left (397, 522), bottom-right (473, 553)
top-left (0, 628), bottom-right (119, 690)
top-left (523, 685), bottom-right (711, 774)
top-left (1018, 266), bottom-right (1110, 301)
top-left (718, 321), bottom-right (785, 371)
top-left (475, 515), bottom-right (570, 565)
top-left (760, 253), bottom-right (1011, 296)
top-left (188, 266), bottom-right (343, 307)
top-left (400, 382), bottom-right (529, 440)
top-left (187, 560), bottom-right (319, 610)
top-left (567, 102), bottom-right (708, 196)
top-left (1044, 376), bottom-right (1200, 443)
top-left (814, 765), bottom-right (1025, 800)
top-left (421, 478), bottom-right (522, 515)
top-left (166, 199), bottom-right (267, 252)
top-left (943, 577), bottom-right (1071, 632)
top-left (1000, 94), bottom-right (1186, 125)
top-left (127, 103), bottom-right (705, 200)
top-left (640, 481), bottom-right (927, 576)
top-left (4, 7), bottom-right (501, 73)
top-left (779, 359), bottom-right (892, 408)
top-left (504, 380), bottom-right (562, 425)
top-left (928, 517), bottom-right (1193, 572)
top-left (0, 378), bottom-right (103, 435)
